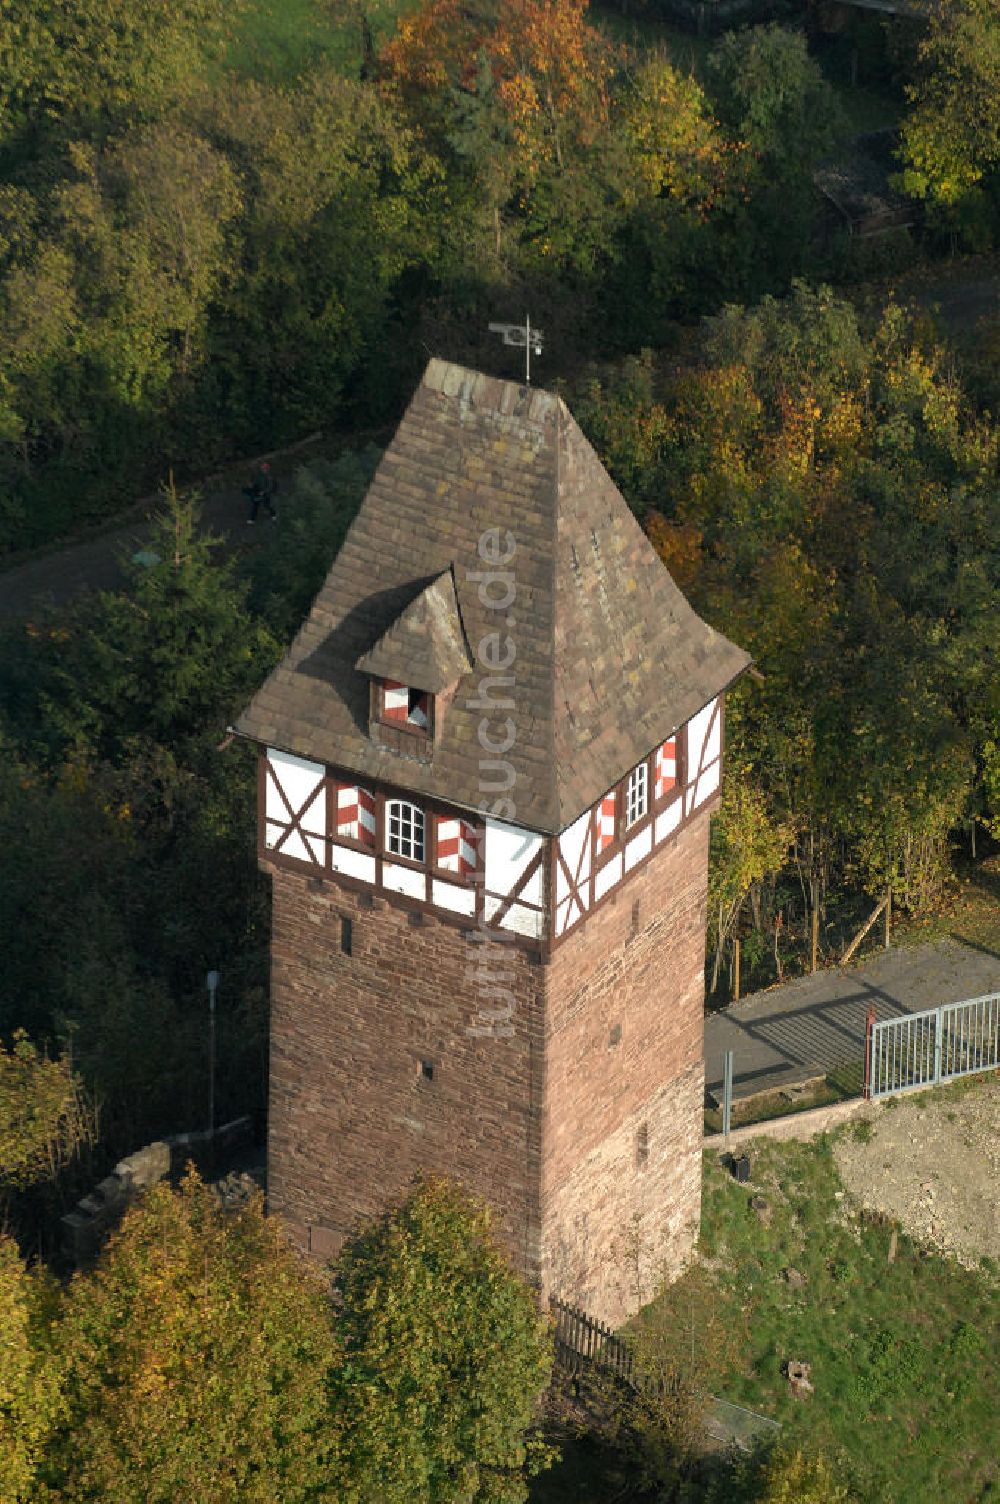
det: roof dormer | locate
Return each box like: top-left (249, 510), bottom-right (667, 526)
top-left (355, 567), bottom-right (472, 758)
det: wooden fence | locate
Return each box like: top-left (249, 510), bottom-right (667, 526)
top-left (549, 1294), bottom-right (782, 1453)
top-left (550, 1295), bottom-right (636, 1384)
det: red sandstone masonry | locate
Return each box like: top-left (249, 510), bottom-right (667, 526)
top-left (541, 812), bottom-right (710, 1324)
top-left (268, 872), bottom-right (545, 1282)
top-left (266, 807), bottom-right (711, 1324)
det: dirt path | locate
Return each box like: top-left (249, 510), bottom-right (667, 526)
top-left (0, 433), bottom-right (328, 619)
top-left (834, 1075), bottom-right (1000, 1270)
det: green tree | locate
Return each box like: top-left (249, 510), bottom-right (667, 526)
top-left (707, 26), bottom-right (844, 289)
top-left (899, 0), bottom-right (1000, 209)
top-left (0, 1031), bottom-right (93, 1201)
top-left (51, 1171), bottom-right (337, 1503)
top-left (0, 0), bottom-right (236, 145)
top-left (0, 1235), bottom-right (63, 1504)
top-left (4, 482), bottom-right (278, 766)
top-left (200, 65), bottom-right (445, 435)
top-left (600, 1264), bottom-right (746, 1495)
top-left (0, 489), bottom-right (277, 1151)
top-left (247, 450), bottom-right (380, 636)
top-left (739, 1444), bottom-right (856, 1503)
top-left (330, 1177), bottom-right (554, 1504)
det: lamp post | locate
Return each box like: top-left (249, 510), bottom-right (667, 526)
top-left (207, 970), bottom-right (220, 1140)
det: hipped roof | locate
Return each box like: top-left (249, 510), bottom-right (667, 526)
top-left (235, 359), bottom-right (750, 834)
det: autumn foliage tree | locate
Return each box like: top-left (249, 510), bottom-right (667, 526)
top-left (49, 1171), bottom-right (339, 1504)
top-left (574, 285), bottom-right (1000, 981)
top-left (0, 1236), bottom-right (62, 1504)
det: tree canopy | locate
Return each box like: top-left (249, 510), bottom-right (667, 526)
top-left (331, 1177), bottom-right (554, 1504)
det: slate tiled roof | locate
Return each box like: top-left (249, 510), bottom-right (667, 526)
top-left (355, 568), bottom-right (472, 692)
top-left (235, 359), bottom-right (750, 834)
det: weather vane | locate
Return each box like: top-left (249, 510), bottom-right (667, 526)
top-left (488, 314), bottom-right (544, 384)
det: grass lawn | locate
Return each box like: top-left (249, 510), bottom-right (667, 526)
top-left (535, 1100), bottom-right (1000, 1502)
top-left (225, 0), bottom-right (411, 82)
top-left (696, 1127), bottom-right (1000, 1501)
top-left (892, 850), bottom-right (1000, 959)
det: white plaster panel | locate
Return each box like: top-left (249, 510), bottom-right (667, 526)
top-left (265, 820), bottom-right (284, 849)
top-left (704, 699), bottom-right (721, 768)
top-left (330, 845), bottom-right (376, 884)
top-left (556, 896), bottom-right (584, 938)
top-left (483, 895), bottom-right (502, 923)
top-left (693, 758), bottom-right (721, 810)
top-left (624, 824), bottom-right (653, 873)
top-left (654, 800), bottom-right (682, 844)
top-left (266, 748), bottom-right (325, 826)
top-left (484, 820), bottom-right (544, 905)
top-left (686, 702), bottom-right (715, 784)
top-left (500, 902), bottom-right (545, 938)
top-left (557, 809), bottom-right (592, 905)
top-left (305, 834), bottom-right (326, 865)
top-left (594, 853), bottom-right (622, 901)
top-left (432, 880), bottom-right (477, 916)
top-left (382, 862), bottom-right (426, 900)
top-left (279, 828), bottom-right (312, 865)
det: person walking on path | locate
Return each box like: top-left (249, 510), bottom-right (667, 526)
top-left (244, 461), bottom-right (278, 524)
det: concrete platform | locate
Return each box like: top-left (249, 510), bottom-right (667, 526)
top-left (704, 937), bottom-right (1000, 1102)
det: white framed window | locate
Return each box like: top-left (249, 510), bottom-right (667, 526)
top-left (387, 800), bottom-right (425, 862)
top-left (625, 763), bottom-right (648, 829)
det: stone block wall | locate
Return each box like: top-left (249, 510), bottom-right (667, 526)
top-left (60, 1117), bottom-right (253, 1269)
top-left (268, 870), bottom-right (545, 1281)
top-left (541, 810), bottom-right (711, 1326)
top-left (267, 809), bottom-right (711, 1325)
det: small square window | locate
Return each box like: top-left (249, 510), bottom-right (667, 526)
top-left (625, 763), bottom-right (648, 829)
top-left (609, 1022), bottom-right (622, 1048)
top-left (381, 680), bottom-right (430, 733)
top-left (340, 917), bottom-right (352, 955)
top-left (419, 1060), bottom-right (434, 1082)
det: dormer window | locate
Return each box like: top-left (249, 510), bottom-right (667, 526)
top-left (382, 680), bottom-right (430, 732)
top-left (354, 569), bottom-right (473, 758)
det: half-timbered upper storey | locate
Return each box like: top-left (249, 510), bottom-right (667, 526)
top-left (236, 359), bottom-right (750, 945)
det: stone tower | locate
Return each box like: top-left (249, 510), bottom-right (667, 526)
top-left (235, 361), bottom-right (748, 1325)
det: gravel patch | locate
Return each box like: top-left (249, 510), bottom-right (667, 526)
top-left (833, 1075), bottom-right (1000, 1271)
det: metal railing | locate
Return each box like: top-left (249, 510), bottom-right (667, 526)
top-left (867, 993), bottom-right (1000, 1100)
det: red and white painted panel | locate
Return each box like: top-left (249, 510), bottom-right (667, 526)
top-left (331, 781), bottom-right (378, 882)
top-left (382, 680), bottom-right (409, 721)
top-left (554, 694), bottom-right (723, 937)
top-left (436, 816), bottom-right (478, 876)
top-left (654, 738), bottom-right (677, 800)
top-left (596, 793), bottom-right (617, 854)
top-left (264, 749), bottom-right (327, 866)
top-left (335, 784), bottom-right (376, 846)
top-left (383, 679), bottom-right (429, 729)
